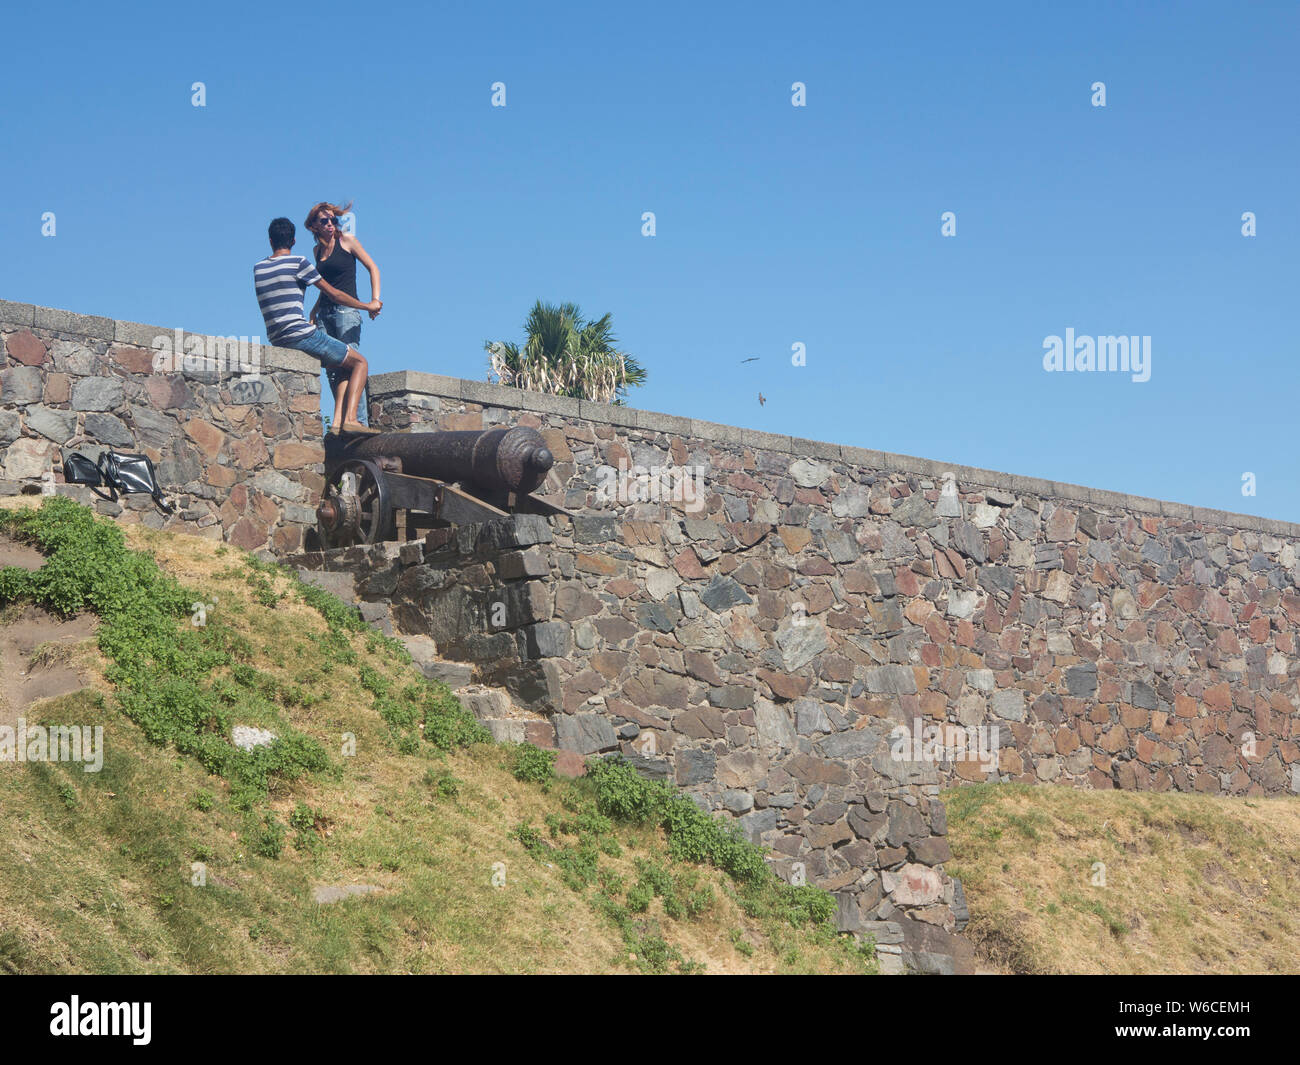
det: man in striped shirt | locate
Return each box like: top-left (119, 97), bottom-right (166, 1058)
top-left (254, 217), bottom-right (379, 432)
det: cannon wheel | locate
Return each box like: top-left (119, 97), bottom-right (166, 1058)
top-left (320, 459), bottom-right (393, 547)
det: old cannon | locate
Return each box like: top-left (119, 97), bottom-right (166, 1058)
top-left (314, 425), bottom-right (567, 548)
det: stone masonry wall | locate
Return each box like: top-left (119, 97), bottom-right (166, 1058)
top-left (285, 514), bottom-right (973, 973)
top-left (0, 300), bottom-right (324, 552)
top-left (367, 370), bottom-right (1300, 802)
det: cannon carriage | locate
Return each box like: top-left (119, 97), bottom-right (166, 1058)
top-left (314, 425), bottom-right (568, 548)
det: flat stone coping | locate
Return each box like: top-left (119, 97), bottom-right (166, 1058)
top-left (368, 370), bottom-right (1300, 538)
top-left (0, 299), bottom-right (320, 376)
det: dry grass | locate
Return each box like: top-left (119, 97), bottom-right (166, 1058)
top-left (0, 508), bottom-right (871, 975)
top-left (943, 781), bottom-right (1300, 974)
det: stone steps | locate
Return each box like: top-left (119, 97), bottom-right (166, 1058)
top-left (396, 634), bottom-right (557, 747)
top-left (397, 634), bottom-right (477, 688)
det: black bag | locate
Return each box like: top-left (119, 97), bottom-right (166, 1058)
top-left (62, 452), bottom-right (102, 486)
top-left (61, 449), bottom-right (175, 515)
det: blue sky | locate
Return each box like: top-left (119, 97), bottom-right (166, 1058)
top-left (2, 1), bottom-right (1296, 518)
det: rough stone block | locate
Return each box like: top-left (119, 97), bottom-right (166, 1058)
top-left (555, 713), bottom-right (619, 755)
top-left (572, 514), bottom-right (618, 543)
top-left (497, 547), bottom-right (548, 579)
top-left (517, 620), bottom-right (571, 659)
top-left (24, 406), bottom-right (78, 443)
top-left (84, 412), bottom-right (133, 446)
top-left (296, 567), bottom-right (358, 604)
top-left (477, 514), bottom-right (554, 550)
top-left (1, 366), bottom-right (43, 404)
top-left (70, 376), bottom-right (126, 411)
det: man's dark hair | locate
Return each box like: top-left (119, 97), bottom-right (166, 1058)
top-left (268, 217), bottom-right (295, 250)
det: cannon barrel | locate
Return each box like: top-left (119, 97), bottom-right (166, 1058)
top-left (343, 426), bottom-right (554, 495)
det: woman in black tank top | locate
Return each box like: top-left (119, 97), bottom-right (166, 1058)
top-left (305, 200), bottom-right (383, 426)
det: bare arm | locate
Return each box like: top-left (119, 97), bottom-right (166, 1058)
top-left (343, 235), bottom-right (381, 303)
top-left (314, 278), bottom-right (377, 312)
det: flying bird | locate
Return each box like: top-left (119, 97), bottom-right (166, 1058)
top-left (741, 357), bottom-right (759, 363)
top-left (758, 393), bottom-right (766, 406)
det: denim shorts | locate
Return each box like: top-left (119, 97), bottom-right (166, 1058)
top-left (289, 326), bottom-right (349, 370)
top-left (319, 304), bottom-right (362, 346)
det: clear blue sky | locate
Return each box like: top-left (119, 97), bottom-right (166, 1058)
top-left (2, 1), bottom-right (1296, 518)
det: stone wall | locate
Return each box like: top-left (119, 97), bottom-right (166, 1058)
top-left (367, 370), bottom-right (1300, 801)
top-left (0, 301), bottom-right (324, 552)
top-left (285, 513), bottom-right (972, 973)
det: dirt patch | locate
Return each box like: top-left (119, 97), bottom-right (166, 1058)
top-left (0, 604), bottom-right (98, 725)
top-left (1175, 821), bottom-right (1209, 844)
top-left (1201, 861), bottom-right (1244, 894)
top-left (0, 533), bottom-right (45, 572)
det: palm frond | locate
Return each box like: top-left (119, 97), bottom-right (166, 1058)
top-left (485, 299), bottom-right (647, 403)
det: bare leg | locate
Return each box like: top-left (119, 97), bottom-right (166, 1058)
top-left (341, 349), bottom-right (368, 428)
top-left (331, 377), bottom-right (349, 433)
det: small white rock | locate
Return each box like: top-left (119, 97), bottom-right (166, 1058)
top-left (232, 725), bottom-right (277, 751)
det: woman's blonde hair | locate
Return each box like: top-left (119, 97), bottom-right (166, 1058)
top-left (305, 200), bottom-right (353, 232)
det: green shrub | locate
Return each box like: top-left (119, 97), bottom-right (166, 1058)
top-left (596, 867), bottom-right (625, 896)
top-left (423, 696), bottom-right (491, 750)
top-left (729, 927), bottom-right (755, 957)
top-left (586, 757), bottom-right (671, 823)
top-left (582, 756), bottom-right (840, 933)
top-left (684, 885), bottom-right (714, 918)
top-left (625, 881), bottom-right (653, 913)
top-left (634, 859), bottom-right (675, 898)
top-left (249, 814), bottom-right (285, 859)
top-left (0, 501), bottom-right (332, 823)
top-left (289, 802), bottom-right (318, 832)
top-left (424, 769), bottom-right (461, 799)
top-left (587, 758), bottom-right (770, 884)
top-left (511, 743), bottom-right (557, 785)
top-left (513, 822), bottom-right (545, 853)
top-left (293, 579), bottom-right (365, 635)
top-left (772, 884), bottom-right (837, 927)
top-left (359, 665), bottom-right (389, 697)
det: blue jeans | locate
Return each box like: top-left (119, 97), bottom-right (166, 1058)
top-left (318, 303), bottom-right (368, 425)
top-left (287, 326), bottom-right (349, 369)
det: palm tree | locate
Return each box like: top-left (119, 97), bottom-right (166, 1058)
top-left (486, 301), bottom-right (647, 405)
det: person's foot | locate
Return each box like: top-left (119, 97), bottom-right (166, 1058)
top-left (341, 421), bottom-right (380, 434)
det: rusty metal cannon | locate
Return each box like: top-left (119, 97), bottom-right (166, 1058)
top-left (315, 425), bottom-right (567, 548)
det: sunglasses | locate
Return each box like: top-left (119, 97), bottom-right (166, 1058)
top-left (315, 216), bottom-right (336, 228)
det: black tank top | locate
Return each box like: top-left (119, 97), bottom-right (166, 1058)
top-left (315, 239), bottom-right (358, 300)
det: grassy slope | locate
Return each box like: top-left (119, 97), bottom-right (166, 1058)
top-left (943, 782), bottom-right (1300, 974)
top-left (0, 498), bottom-right (872, 975)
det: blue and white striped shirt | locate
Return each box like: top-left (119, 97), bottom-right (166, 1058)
top-left (253, 254), bottom-right (321, 345)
